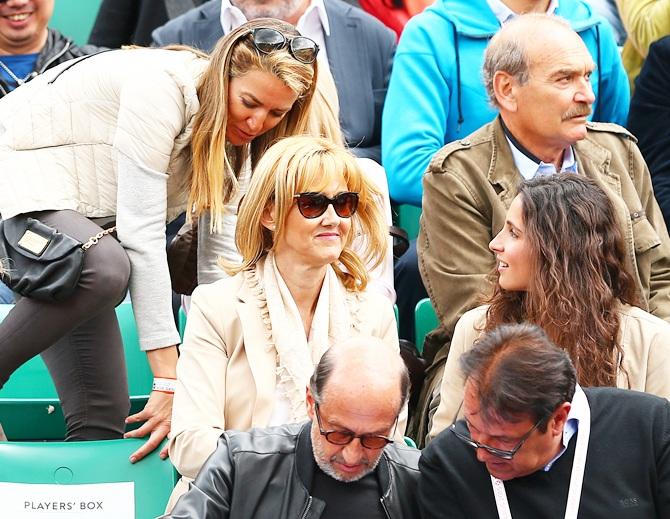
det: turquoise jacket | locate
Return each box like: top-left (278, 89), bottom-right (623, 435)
top-left (382, 0), bottom-right (630, 206)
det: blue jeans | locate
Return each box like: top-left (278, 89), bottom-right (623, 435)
top-left (394, 239), bottom-right (427, 342)
top-left (0, 281), bottom-right (13, 304)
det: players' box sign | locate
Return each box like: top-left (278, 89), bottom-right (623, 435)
top-left (0, 482), bottom-right (134, 518)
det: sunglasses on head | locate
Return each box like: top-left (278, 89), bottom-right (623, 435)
top-left (248, 27), bottom-right (319, 64)
top-left (293, 192), bottom-right (359, 219)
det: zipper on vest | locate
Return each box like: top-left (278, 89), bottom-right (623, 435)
top-left (300, 496), bottom-right (313, 519)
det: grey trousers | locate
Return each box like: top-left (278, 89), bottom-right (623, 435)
top-left (0, 210), bottom-right (131, 440)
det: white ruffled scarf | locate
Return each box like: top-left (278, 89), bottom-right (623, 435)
top-left (255, 252), bottom-right (354, 422)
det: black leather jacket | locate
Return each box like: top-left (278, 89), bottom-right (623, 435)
top-left (164, 422), bottom-right (421, 519)
top-left (0, 28), bottom-right (101, 97)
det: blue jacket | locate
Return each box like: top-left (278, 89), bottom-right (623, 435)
top-left (382, 0), bottom-right (630, 206)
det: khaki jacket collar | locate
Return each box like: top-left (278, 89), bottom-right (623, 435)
top-left (486, 117), bottom-right (525, 207)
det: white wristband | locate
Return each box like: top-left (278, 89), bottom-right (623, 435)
top-left (152, 377), bottom-right (177, 393)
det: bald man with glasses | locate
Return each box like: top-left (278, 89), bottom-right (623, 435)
top-left (163, 336), bottom-right (420, 519)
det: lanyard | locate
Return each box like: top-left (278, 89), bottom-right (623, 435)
top-left (490, 388), bottom-right (591, 519)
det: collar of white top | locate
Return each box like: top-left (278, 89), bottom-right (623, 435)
top-left (220, 0), bottom-right (330, 37)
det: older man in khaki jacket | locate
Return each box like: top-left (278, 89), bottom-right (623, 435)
top-left (413, 13), bottom-right (670, 445)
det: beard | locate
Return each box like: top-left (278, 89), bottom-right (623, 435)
top-left (233, 0), bottom-right (307, 22)
top-left (311, 425), bottom-right (383, 483)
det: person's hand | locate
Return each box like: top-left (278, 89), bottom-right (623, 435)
top-left (124, 390), bottom-right (173, 463)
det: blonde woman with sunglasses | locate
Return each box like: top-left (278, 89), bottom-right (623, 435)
top-left (167, 135), bottom-right (399, 509)
top-left (0, 19), bottom-right (317, 461)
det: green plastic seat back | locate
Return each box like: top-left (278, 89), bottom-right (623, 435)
top-left (115, 302), bottom-right (153, 399)
top-left (393, 204), bottom-right (422, 240)
top-left (0, 302), bottom-right (152, 440)
top-left (178, 306), bottom-right (187, 339)
top-left (49, 0), bottom-right (103, 46)
top-left (0, 439), bottom-right (176, 519)
top-left (414, 298), bottom-right (439, 355)
top-left (393, 304), bottom-right (399, 332)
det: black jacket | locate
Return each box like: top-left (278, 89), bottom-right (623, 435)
top-left (0, 28), bottom-right (101, 97)
top-left (164, 422), bottom-right (421, 519)
top-left (628, 36), bottom-right (670, 230)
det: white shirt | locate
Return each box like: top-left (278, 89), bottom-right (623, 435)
top-left (487, 0), bottom-right (559, 24)
top-left (544, 385), bottom-right (587, 471)
top-left (507, 136), bottom-right (578, 180)
top-left (219, 0), bottom-right (331, 65)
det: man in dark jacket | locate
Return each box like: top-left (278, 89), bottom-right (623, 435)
top-left (420, 323), bottom-right (670, 518)
top-left (164, 336), bottom-right (420, 519)
top-left (628, 36), bottom-right (670, 230)
top-left (0, 0), bottom-right (100, 98)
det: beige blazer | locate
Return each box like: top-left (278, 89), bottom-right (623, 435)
top-left (428, 303), bottom-right (670, 443)
top-left (167, 270), bottom-right (398, 507)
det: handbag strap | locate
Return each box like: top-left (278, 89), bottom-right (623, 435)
top-left (82, 226), bottom-right (117, 251)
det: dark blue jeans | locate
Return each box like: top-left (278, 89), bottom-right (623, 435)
top-left (394, 239), bottom-right (427, 342)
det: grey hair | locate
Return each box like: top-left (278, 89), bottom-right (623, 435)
top-left (309, 345), bottom-right (411, 413)
top-left (482, 13), bottom-right (573, 107)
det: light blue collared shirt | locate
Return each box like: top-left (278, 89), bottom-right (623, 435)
top-left (543, 385), bottom-right (587, 471)
top-left (507, 136), bottom-right (578, 180)
top-left (487, 0), bottom-right (559, 25)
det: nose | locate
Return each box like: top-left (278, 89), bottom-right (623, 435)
top-left (574, 77), bottom-right (596, 105)
top-left (340, 439), bottom-right (365, 465)
top-left (320, 203), bottom-right (340, 225)
top-left (489, 229), bottom-right (503, 253)
top-left (246, 111), bottom-right (267, 134)
top-left (476, 447), bottom-right (489, 463)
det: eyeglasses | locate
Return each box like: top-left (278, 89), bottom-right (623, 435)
top-left (248, 27), bottom-right (319, 64)
top-left (450, 416), bottom-right (545, 460)
top-left (293, 192), bottom-right (359, 219)
top-left (314, 403), bottom-right (396, 450)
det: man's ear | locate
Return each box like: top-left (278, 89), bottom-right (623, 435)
top-left (549, 402), bottom-right (571, 437)
top-left (260, 202), bottom-right (276, 232)
top-left (493, 71), bottom-right (519, 113)
top-left (305, 387), bottom-right (316, 420)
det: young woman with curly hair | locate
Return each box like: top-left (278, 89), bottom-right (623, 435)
top-left (428, 174), bottom-right (670, 442)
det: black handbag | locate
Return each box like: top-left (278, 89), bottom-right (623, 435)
top-left (0, 216), bottom-right (115, 302)
top-left (166, 221), bottom-right (198, 296)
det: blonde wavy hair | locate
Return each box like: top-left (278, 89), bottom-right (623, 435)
top-left (188, 18), bottom-right (318, 231)
top-left (228, 136), bottom-right (387, 291)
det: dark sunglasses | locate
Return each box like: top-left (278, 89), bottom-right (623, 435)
top-left (293, 192), bottom-right (359, 219)
top-left (450, 416), bottom-right (545, 460)
top-left (248, 27), bottom-right (319, 64)
top-left (315, 404), bottom-right (396, 450)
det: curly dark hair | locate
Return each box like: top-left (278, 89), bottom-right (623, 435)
top-left (484, 174), bottom-right (640, 387)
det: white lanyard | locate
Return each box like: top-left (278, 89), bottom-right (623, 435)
top-left (491, 389), bottom-right (591, 519)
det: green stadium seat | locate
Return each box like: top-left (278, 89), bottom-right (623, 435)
top-left (0, 439), bottom-right (176, 519)
top-left (393, 204), bottom-right (422, 240)
top-left (414, 298), bottom-right (439, 355)
top-left (404, 436), bottom-right (418, 448)
top-left (49, 0), bottom-right (103, 46)
top-left (178, 306), bottom-right (187, 340)
top-left (0, 302), bottom-right (152, 440)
